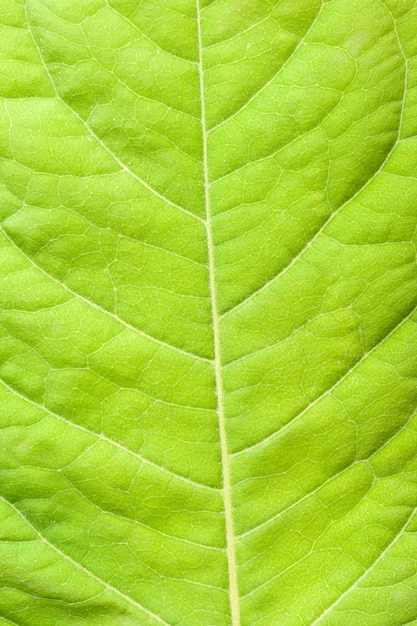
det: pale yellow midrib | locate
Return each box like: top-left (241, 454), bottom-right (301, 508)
top-left (195, 2), bottom-right (241, 625)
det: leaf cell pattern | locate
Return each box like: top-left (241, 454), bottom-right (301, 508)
top-left (0, 0), bottom-right (417, 624)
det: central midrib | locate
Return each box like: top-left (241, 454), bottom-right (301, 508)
top-left (195, 3), bottom-right (241, 625)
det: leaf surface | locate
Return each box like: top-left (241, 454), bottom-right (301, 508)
top-left (1, 0), bottom-right (417, 624)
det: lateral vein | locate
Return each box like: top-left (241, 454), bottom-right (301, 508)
top-left (24, 3), bottom-right (204, 225)
top-left (0, 495), bottom-right (170, 625)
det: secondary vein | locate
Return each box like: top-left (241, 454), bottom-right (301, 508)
top-left (195, 3), bottom-right (241, 624)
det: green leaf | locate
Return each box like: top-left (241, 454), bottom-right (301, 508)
top-left (1, 0), bottom-right (417, 624)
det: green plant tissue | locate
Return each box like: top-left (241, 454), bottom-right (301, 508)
top-left (0, 0), bottom-right (417, 624)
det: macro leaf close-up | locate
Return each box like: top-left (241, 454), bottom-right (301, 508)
top-left (1, 0), bottom-right (417, 624)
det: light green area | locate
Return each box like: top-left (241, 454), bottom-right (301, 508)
top-left (0, 0), bottom-right (417, 624)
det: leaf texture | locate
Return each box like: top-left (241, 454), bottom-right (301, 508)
top-left (0, 0), bottom-right (417, 624)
